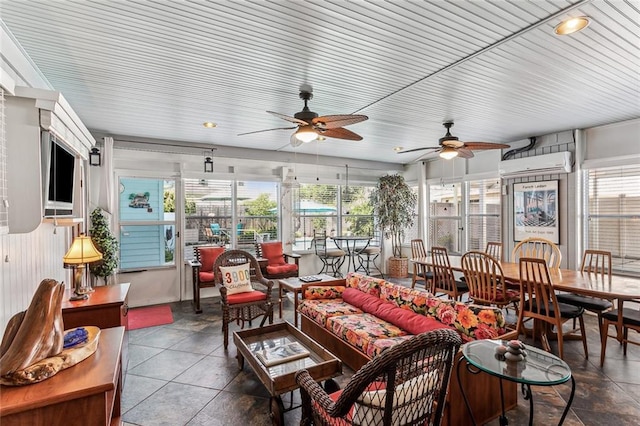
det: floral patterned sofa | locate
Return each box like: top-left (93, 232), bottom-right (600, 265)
top-left (298, 272), bottom-right (518, 426)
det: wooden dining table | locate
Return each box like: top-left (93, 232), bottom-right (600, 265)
top-left (411, 255), bottom-right (640, 341)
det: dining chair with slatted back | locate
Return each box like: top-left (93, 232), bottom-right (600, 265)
top-left (557, 249), bottom-right (614, 350)
top-left (512, 237), bottom-right (562, 268)
top-left (517, 257), bottom-right (588, 360)
top-left (431, 246), bottom-right (468, 301)
top-left (410, 239), bottom-right (432, 289)
top-left (485, 241), bottom-right (503, 262)
top-left (600, 300), bottom-right (640, 367)
top-left (461, 251), bottom-right (519, 310)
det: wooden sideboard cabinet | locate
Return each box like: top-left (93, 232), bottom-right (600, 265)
top-left (62, 283), bottom-right (130, 330)
top-left (0, 326), bottom-right (125, 426)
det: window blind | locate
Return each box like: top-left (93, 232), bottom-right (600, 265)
top-left (587, 165), bottom-right (640, 275)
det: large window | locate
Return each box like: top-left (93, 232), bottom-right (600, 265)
top-left (466, 179), bottom-right (501, 251)
top-left (290, 183), bottom-right (375, 251)
top-left (183, 179), bottom-right (279, 256)
top-left (119, 178), bottom-right (175, 270)
top-left (586, 165), bottom-right (640, 275)
top-left (429, 183), bottom-right (462, 253)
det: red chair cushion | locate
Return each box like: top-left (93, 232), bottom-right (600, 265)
top-left (261, 242), bottom-right (286, 266)
top-left (227, 290), bottom-right (267, 304)
top-left (199, 246), bottom-right (225, 271)
top-left (198, 271), bottom-right (215, 283)
top-left (266, 263), bottom-right (298, 275)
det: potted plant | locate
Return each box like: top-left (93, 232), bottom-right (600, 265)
top-left (370, 174), bottom-right (417, 277)
top-left (89, 207), bottom-right (119, 286)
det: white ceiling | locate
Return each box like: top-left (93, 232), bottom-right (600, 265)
top-left (1, 0), bottom-right (638, 165)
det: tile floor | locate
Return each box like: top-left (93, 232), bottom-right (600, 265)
top-left (122, 279), bottom-right (640, 426)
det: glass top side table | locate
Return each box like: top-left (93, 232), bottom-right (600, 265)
top-left (459, 339), bottom-right (576, 426)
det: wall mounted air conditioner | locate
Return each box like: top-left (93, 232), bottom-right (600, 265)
top-left (499, 151), bottom-right (572, 178)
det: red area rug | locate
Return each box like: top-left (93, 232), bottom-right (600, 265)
top-left (128, 304), bottom-right (173, 330)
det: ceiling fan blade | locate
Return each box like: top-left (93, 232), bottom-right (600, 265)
top-left (463, 141), bottom-right (510, 150)
top-left (237, 126), bottom-right (297, 136)
top-left (313, 114), bottom-right (368, 129)
top-left (397, 146), bottom-right (441, 154)
top-left (457, 148), bottom-right (475, 158)
top-left (320, 127), bottom-right (363, 141)
top-left (267, 111), bottom-right (308, 125)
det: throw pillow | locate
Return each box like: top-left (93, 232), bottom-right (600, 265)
top-left (260, 242), bottom-right (286, 265)
top-left (198, 246), bottom-right (225, 271)
top-left (219, 263), bottom-right (253, 295)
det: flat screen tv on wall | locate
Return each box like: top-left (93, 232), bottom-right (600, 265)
top-left (42, 132), bottom-right (76, 217)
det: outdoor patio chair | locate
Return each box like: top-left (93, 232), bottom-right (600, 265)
top-left (213, 249), bottom-right (274, 349)
top-left (312, 230), bottom-right (345, 277)
top-left (296, 329), bottom-right (461, 426)
top-left (190, 245), bottom-right (225, 313)
top-left (255, 241), bottom-right (300, 280)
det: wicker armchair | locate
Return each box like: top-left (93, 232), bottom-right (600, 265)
top-left (213, 250), bottom-right (275, 349)
top-left (296, 329), bottom-right (462, 426)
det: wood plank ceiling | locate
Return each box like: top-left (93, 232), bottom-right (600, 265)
top-left (1, 0), bottom-right (638, 164)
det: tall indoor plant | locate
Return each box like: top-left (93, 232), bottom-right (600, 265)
top-left (89, 207), bottom-right (119, 286)
top-left (370, 174), bottom-right (417, 277)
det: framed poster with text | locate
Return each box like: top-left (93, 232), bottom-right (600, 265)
top-left (513, 180), bottom-right (559, 243)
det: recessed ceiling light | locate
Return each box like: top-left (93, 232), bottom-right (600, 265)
top-left (203, 122), bottom-right (217, 128)
top-left (554, 16), bottom-right (590, 35)
top-left (394, 146), bottom-right (403, 152)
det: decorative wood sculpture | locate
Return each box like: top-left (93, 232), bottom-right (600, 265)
top-left (0, 279), bottom-right (99, 386)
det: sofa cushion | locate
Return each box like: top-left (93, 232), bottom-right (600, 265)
top-left (345, 273), bottom-right (384, 297)
top-left (298, 299), bottom-right (363, 326)
top-left (303, 286), bottom-right (346, 300)
top-left (327, 313), bottom-right (408, 356)
top-left (342, 287), bottom-right (387, 313)
top-left (379, 281), bottom-right (436, 315)
top-left (366, 335), bottom-right (415, 358)
top-left (450, 302), bottom-right (507, 342)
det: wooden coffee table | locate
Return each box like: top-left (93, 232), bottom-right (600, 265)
top-left (278, 274), bottom-right (342, 326)
top-left (233, 322), bottom-right (342, 426)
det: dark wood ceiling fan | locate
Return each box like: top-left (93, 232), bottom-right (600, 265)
top-left (238, 84), bottom-right (368, 147)
top-left (397, 121), bottom-right (510, 159)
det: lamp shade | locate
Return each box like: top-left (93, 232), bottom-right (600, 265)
top-left (294, 125), bottom-right (318, 143)
top-left (439, 146), bottom-right (459, 160)
top-left (63, 234), bottom-right (103, 265)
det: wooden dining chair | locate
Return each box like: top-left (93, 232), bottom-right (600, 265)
top-left (485, 241), bottom-right (503, 261)
top-left (516, 257), bottom-right (588, 360)
top-left (431, 246), bottom-right (469, 301)
top-left (600, 300), bottom-right (640, 367)
top-left (556, 250), bottom-right (614, 344)
top-left (461, 251), bottom-right (519, 311)
top-left (512, 237), bottom-right (562, 268)
top-left (410, 239), bottom-right (432, 289)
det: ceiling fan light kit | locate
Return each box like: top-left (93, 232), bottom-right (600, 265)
top-left (294, 125), bottom-right (319, 143)
top-left (238, 85), bottom-right (368, 146)
top-left (397, 121), bottom-right (510, 160)
top-left (439, 146), bottom-right (459, 160)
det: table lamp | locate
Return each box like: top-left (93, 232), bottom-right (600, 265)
top-left (63, 233), bottom-right (103, 301)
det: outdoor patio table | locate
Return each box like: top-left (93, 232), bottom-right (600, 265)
top-left (331, 235), bottom-right (371, 273)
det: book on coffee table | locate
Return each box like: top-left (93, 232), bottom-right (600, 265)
top-left (299, 275), bottom-right (323, 283)
top-left (256, 341), bottom-right (310, 367)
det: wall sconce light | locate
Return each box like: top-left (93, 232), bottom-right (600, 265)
top-left (89, 147), bottom-right (101, 166)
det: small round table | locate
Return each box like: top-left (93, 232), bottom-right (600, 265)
top-left (459, 339), bottom-right (575, 426)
